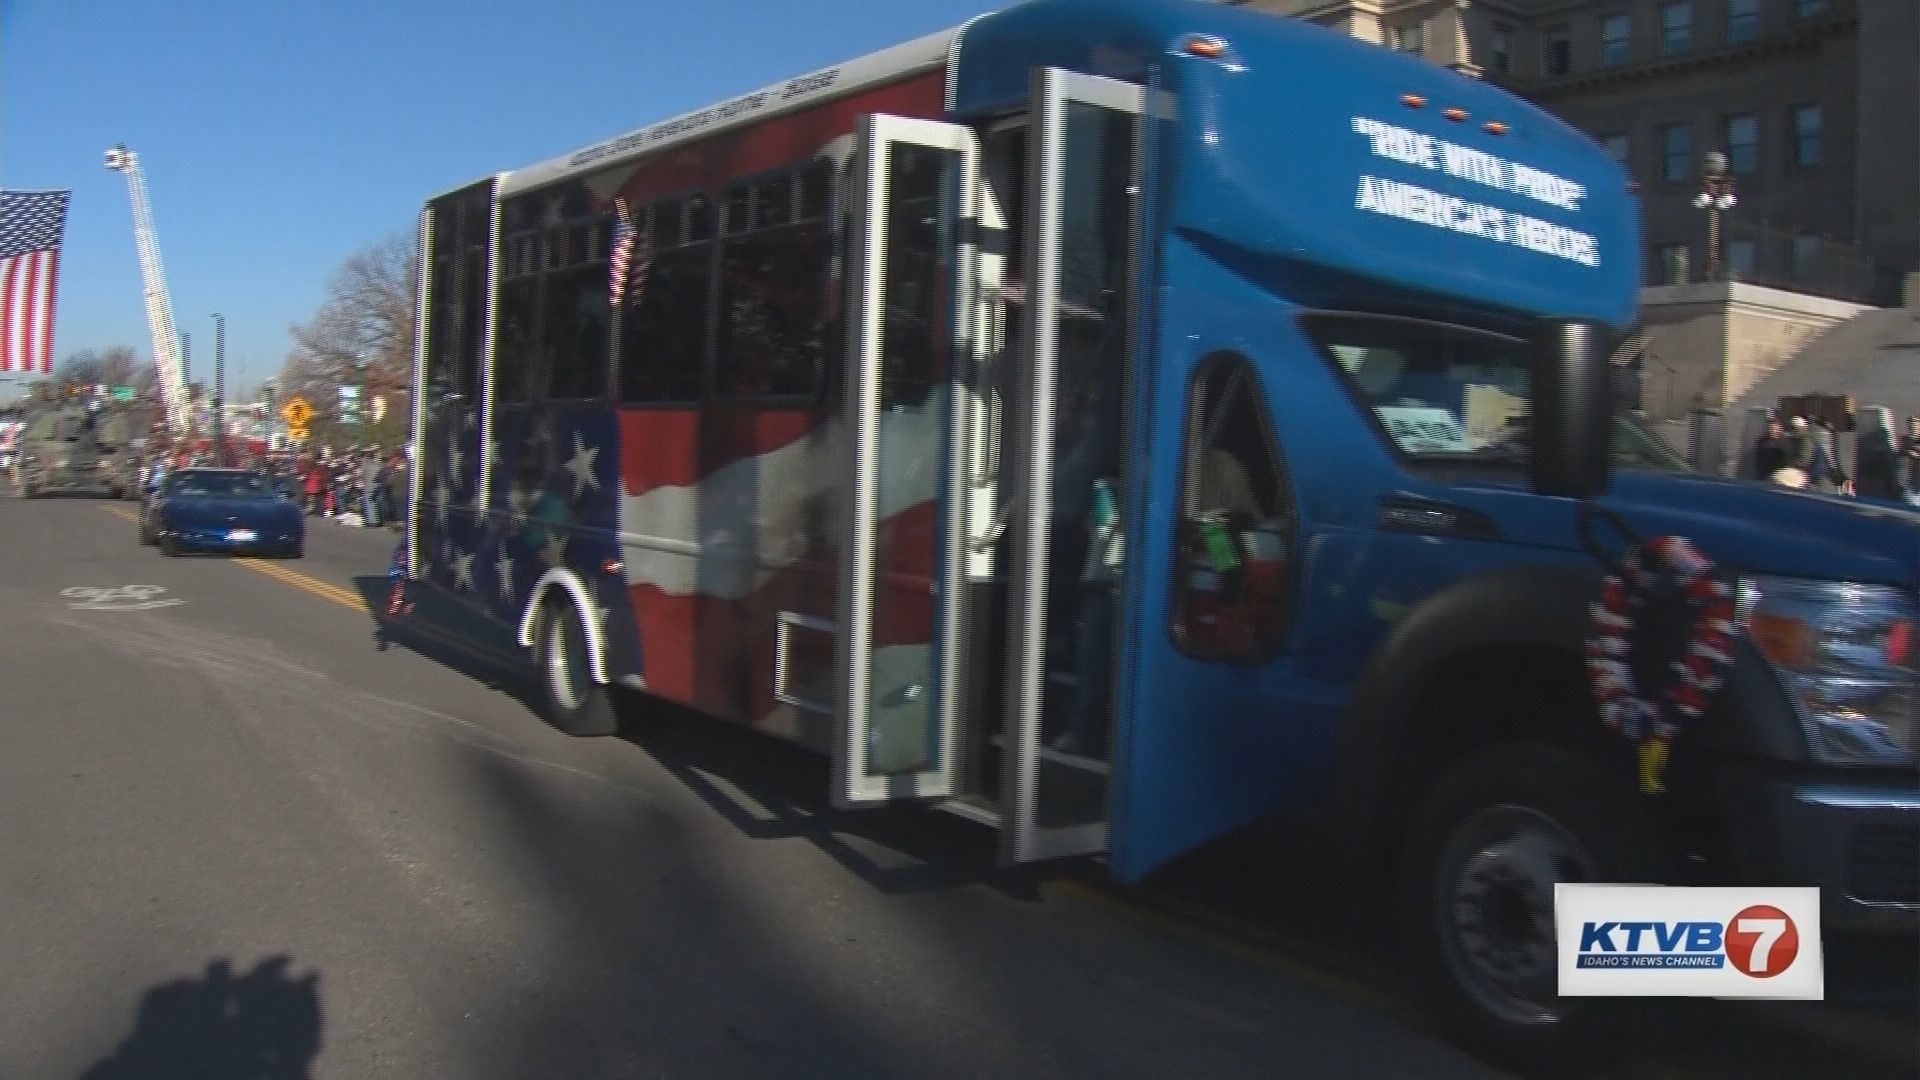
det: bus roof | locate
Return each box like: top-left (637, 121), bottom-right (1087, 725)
top-left (497, 26), bottom-right (967, 198)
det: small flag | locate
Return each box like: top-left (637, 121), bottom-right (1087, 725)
top-left (0, 189), bottom-right (71, 374)
top-left (609, 199), bottom-right (634, 308)
top-left (608, 197), bottom-right (653, 310)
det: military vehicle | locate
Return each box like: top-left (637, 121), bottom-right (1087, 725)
top-left (12, 398), bottom-right (144, 500)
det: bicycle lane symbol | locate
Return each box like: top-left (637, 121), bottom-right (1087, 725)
top-left (62, 585), bottom-right (186, 611)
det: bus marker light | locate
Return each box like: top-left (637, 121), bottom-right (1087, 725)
top-left (1183, 35), bottom-right (1228, 59)
top-left (1443, 107), bottom-right (1468, 122)
top-left (1400, 93), bottom-right (1426, 108)
top-left (1483, 120), bottom-right (1509, 136)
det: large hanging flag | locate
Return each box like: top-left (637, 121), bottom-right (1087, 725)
top-left (0, 189), bottom-right (71, 374)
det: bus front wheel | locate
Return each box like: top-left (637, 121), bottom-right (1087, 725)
top-left (1396, 741), bottom-right (1674, 1072)
top-left (537, 598), bottom-right (620, 738)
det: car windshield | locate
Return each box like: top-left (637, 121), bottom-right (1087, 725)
top-left (1306, 315), bottom-right (1686, 473)
top-left (171, 471), bottom-right (269, 497)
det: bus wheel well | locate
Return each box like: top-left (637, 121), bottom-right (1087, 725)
top-left (1377, 644), bottom-right (1611, 866)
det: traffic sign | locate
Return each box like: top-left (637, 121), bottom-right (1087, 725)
top-left (281, 397), bottom-right (312, 427)
top-left (287, 423), bottom-right (309, 443)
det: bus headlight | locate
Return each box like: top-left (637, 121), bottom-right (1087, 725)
top-left (1741, 577), bottom-right (1917, 767)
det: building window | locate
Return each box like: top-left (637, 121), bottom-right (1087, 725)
top-left (1795, 0), bottom-right (1826, 18)
top-left (1725, 238), bottom-right (1757, 278)
top-left (1727, 0), bottom-right (1760, 43)
top-left (1655, 243), bottom-right (1691, 285)
top-left (1792, 104), bottom-right (1823, 166)
top-left (1791, 235), bottom-right (1820, 279)
top-left (1391, 22), bottom-right (1425, 54)
top-left (1601, 13), bottom-right (1631, 66)
top-left (1660, 122), bottom-right (1691, 183)
top-left (1542, 29), bottom-right (1572, 75)
top-left (1489, 25), bottom-right (1513, 73)
top-left (1599, 132), bottom-right (1631, 169)
top-left (1661, 2), bottom-right (1693, 55)
top-left (1724, 114), bottom-right (1758, 174)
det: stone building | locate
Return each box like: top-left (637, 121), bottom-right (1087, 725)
top-left (1243, 0), bottom-right (1918, 305)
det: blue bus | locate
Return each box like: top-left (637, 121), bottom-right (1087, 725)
top-left (405, 0), bottom-right (1920, 1065)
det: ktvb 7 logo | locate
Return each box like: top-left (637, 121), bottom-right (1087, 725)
top-left (1576, 904), bottom-right (1800, 977)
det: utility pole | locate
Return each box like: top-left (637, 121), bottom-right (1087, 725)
top-left (212, 314), bottom-right (227, 462)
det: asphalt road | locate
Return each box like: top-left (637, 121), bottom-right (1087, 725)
top-left (1, 493), bottom-right (1912, 1079)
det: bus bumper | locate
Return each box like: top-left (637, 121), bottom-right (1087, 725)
top-left (1713, 765), bottom-right (1920, 933)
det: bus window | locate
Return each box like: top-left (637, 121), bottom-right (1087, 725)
top-left (495, 274), bottom-right (539, 406)
top-left (542, 215), bottom-right (613, 401)
top-left (1170, 353), bottom-right (1295, 662)
top-left (714, 167), bottom-right (832, 400)
top-left (619, 197), bottom-right (713, 405)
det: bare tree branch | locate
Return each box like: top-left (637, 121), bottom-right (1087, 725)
top-left (280, 233), bottom-right (417, 447)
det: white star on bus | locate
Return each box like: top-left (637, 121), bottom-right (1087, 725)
top-left (564, 431), bottom-right (600, 499)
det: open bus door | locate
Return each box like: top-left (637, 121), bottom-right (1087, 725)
top-left (833, 114), bottom-right (980, 806)
top-left (999, 69), bottom-right (1146, 864)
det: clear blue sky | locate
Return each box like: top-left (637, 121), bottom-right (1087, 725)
top-left (1, 0), bottom-right (986, 394)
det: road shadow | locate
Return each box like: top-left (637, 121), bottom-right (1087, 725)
top-left (350, 574), bottom-right (543, 712)
top-left (353, 574), bottom-right (1049, 903)
top-left (81, 956), bottom-right (322, 1080)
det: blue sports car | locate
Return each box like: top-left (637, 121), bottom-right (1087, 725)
top-left (139, 468), bottom-right (305, 558)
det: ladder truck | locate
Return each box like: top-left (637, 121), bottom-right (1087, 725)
top-left (103, 144), bottom-right (189, 436)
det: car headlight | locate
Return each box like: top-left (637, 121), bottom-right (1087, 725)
top-left (1741, 576), bottom-right (1917, 767)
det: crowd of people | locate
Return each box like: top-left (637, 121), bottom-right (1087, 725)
top-left (1750, 410), bottom-right (1920, 502)
top-left (139, 444), bottom-right (411, 529)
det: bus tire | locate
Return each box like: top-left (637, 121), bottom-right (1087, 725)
top-left (1395, 741), bottom-right (1673, 1073)
top-left (536, 598), bottom-right (619, 737)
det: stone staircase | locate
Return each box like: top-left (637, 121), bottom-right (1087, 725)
top-left (1727, 304), bottom-right (1920, 427)
top-left (1712, 299), bottom-right (1920, 476)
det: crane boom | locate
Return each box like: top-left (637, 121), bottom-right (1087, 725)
top-left (103, 144), bottom-right (189, 435)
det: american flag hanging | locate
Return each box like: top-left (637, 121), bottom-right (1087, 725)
top-left (0, 189), bottom-right (71, 374)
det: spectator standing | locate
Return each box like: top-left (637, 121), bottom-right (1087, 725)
top-left (1752, 415), bottom-right (1791, 480)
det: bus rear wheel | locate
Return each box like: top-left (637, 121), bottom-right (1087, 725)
top-left (1396, 742), bottom-right (1674, 1073)
top-left (537, 598), bottom-right (619, 737)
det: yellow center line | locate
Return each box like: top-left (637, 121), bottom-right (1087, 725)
top-left (235, 559), bottom-right (368, 611)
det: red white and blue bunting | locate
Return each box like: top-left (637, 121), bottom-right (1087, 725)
top-left (1587, 536), bottom-right (1739, 794)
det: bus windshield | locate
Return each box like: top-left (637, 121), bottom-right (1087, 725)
top-left (1306, 314), bottom-right (1685, 473)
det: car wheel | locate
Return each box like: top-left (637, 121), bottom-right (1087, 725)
top-left (137, 519), bottom-right (153, 546)
top-left (1396, 742), bottom-right (1674, 1074)
top-left (158, 530), bottom-right (180, 557)
top-left (538, 598), bottom-right (619, 737)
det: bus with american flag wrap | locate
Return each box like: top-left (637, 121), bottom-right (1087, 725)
top-left (404, 0), bottom-right (1920, 1065)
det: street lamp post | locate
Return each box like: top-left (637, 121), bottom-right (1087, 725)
top-left (262, 379), bottom-right (278, 452)
top-left (356, 356), bottom-right (371, 449)
top-left (1693, 150), bottom-right (1738, 282)
top-left (211, 314), bottom-right (227, 463)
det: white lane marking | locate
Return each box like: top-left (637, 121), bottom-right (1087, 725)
top-left (62, 585), bottom-right (185, 611)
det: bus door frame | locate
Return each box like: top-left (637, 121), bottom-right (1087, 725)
top-left (1001, 68), bottom-right (1147, 864)
top-left (833, 113), bottom-right (982, 806)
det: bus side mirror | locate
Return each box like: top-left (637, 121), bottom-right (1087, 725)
top-left (1530, 318), bottom-right (1613, 499)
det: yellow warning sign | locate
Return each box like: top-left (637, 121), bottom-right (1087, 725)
top-left (281, 397), bottom-right (313, 428)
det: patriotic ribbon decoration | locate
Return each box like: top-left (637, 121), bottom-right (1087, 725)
top-left (1586, 535), bottom-right (1739, 794)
